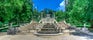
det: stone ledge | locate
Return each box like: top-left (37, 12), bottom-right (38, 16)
top-left (34, 33), bottom-right (63, 36)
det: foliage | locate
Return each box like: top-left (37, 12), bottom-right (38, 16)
top-left (55, 10), bottom-right (66, 21)
top-left (33, 8), bottom-right (40, 21)
top-left (87, 0), bottom-right (93, 28)
top-left (0, 0), bottom-right (33, 28)
top-left (66, 0), bottom-right (89, 26)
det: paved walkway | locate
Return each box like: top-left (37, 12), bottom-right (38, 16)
top-left (0, 33), bottom-right (90, 40)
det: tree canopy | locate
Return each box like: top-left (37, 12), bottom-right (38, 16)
top-left (0, 0), bottom-right (33, 26)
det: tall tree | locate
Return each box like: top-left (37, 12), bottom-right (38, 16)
top-left (55, 10), bottom-right (66, 22)
top-left (87, 0), bottom-right (93, 28)
top-left (0, 0), bottom-right (33, 26)
top-left (33, 8), bottom-right (40, 21)
top-left (66, 0), bottom-right (89, 26)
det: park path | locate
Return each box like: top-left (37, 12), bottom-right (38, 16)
top-left (0, 33), bottom-right (89, 40)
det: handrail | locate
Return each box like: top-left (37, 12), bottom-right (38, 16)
top-left (0, 26), bottom-right (9, 30)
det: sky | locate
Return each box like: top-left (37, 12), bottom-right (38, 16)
top-left (32, 0), bottom-right (65, 11)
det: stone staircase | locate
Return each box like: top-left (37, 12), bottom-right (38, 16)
top-left (37, 23), bottom-right (60, 34)
top-left (58, 21), bottom-right (70, 29)
top-left (17, 23), bottom-right (40, 34)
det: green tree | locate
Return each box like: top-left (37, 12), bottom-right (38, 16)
top-left (55, 10), bottom-right (66, 22)
top-left (0, 0), bottom-right (33, 27)
top-left (33, 8), bottom-right (40, 21)
top-left (66, 0), bottom-right (89, 26)
top-left (87, 0), bottom-right (93, 28)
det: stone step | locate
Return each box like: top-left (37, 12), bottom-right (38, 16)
top-left (40, 30), bottom-right (57, 31)
top-left (43, 26), bottom-right (55, 28)
top-left (41, 28), bottom-right (56, 29)
top-left (37, 31), bottom-right (59, 34)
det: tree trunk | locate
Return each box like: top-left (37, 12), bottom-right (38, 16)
top-left (90, 20), bottom-right (93, 28)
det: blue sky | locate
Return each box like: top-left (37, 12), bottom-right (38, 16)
top-left (32, 0), bottom-right (65, 11)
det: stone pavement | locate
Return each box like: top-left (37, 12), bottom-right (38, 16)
top-left (0, 33), bottom-right (88, 40)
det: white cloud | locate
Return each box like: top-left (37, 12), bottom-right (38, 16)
top-left (58, 0), bottom-right (65, 12)
top-left (60, 1), bottom-right (65, 7)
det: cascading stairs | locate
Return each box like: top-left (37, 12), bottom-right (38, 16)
top-left (37, 23), bottom-right (60, 34)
